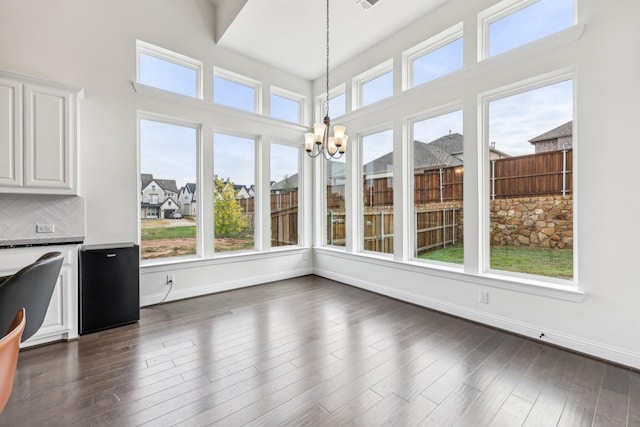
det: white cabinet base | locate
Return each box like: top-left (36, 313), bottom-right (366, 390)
top-left (0, 245), bottom-right (78, 348)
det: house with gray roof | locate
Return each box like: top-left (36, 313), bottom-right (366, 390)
top-left (529, 120), bottom-right (573, 153)
top-left (140, 173), bottom-right (180, 219)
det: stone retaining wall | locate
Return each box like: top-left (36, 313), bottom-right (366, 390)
top-left (490, 195), bottom-right (573, 248)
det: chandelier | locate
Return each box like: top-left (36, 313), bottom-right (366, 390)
top-left (305, 0), bottom-right (348, 159)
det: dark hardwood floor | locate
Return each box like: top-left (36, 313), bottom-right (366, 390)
top-left (2, 275), bottom-right (638, 426)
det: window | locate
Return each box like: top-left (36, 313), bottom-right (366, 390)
top-left (136, 41), bottom-right (202, 98)
top-left (411, 110), bottom-right (464, 265)
top-left (405, 24), bottom-right (464, 89)
top-left (139, 118), bottom-right (198, 260)
top-left (328, 92), bottom-right (346, 118)
top-left (354, 60), bottom-right (394, 109)
top-left (326, 157), bottom-right (346, 247)
top-left (270, 143), bottom-right (300, 247)
top-left (318, 84), bottom-right (346, 120)
top-left (486, 78), bottom-right (574, 280)
top-left (213, 68), bottom-right (260, 113)
top-left (362, 129), bottom-right (394, 254)
top-left (481, 0), bottom-right (574, 58)
top-left (213, 133), bottom-right (256, 253)
top-left (270, 87), bottom-right (303, 123)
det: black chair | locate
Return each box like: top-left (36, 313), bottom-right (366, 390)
top-left (0, 252), bottom-right (64, 342)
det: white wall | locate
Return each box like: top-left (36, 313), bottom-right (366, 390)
top-left (0, 0), bottom-right (314, 304)
top-left (313, 0), bottom-right (640, 368)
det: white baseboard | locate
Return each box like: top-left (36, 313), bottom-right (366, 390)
top-left (141, 267), bottom-right (313, 307)
top-left (315, 268), bottom-right (640, 370)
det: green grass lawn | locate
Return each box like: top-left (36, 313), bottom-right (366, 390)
top-left (141, 226), bottom-right (196, 240)
top-left (419, 244), bottom-right (573, 279)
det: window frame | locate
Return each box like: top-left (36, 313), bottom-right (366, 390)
top-left (212, 131), bottom-right (259, 254)
top-left (213, 67), bottom-right (262, 114)
top-left (477, 0), bottom-right (577, 61)
top-left (136, 40), bottom-right (203, 99)
top-left (269, 86), bottom-right (305, 124)
top-left (268, 141), bottom-right (303, 249)
top-left (352, 59), bottom-right (394, 110)
top-left (316, 83), bottom-right (347, 122)
top-left (358, 125), bottom-right (395, 256)
top-left (137, 111), bottom-right (202, 262)
top-left (402, 23), bottom-right (464, 91)
top-left (479, 68), bottom-right (577, 285)
top-left (406, 104), bottom-right (465, 268)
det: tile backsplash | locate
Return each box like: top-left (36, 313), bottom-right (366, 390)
top-left (0, 195), bottom-right (85, 246)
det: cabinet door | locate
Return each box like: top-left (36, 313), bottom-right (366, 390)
top-left (23, 83), bottom-right (75, 191)
top-left (0, 78), bottom-right (23, 187)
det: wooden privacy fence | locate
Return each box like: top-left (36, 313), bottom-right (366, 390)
top-left (326, 208), bottom-right (460, 255)
top-left (415, 208), bottom-right (460, 256)
top-left (271, 206), bottom-right (298, 246)
top-left (327, 148), bottom-right (572, 207)
top-left (491, 149), bottom-right (572, 199)
top-left (239, 191), bottom-right (299, 213)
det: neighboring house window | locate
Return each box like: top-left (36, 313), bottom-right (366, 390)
top-left (480, 0), bottom-right (575, 59)
top-left (362, 129), bottom-right (394, 254)
top-left (270, 143), bottom-right (300, 247)
top-left (270, 87), bottom-right (304, 124)
top-left (404, 23), bottom-right (464, 89)
top-left (485, 77), bottom-right (574, 280)
top-left (139, 117), bottom-right (198, 260)
top-left (411, 110), bottom-right (464, 265)
top-left (353, 60), bottom-right (394, 109)
top-left (213, 132), bottom-right (256, 253)
top-left (213, 68), bottom-right (261, 113)
top-left (136, 40), bottom-right (202, 98)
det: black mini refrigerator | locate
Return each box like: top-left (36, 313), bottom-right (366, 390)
top-left (79, 243), bottom-right (140, 335)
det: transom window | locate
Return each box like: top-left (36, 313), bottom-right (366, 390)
top-left (353, 60), bottom-right (394, 109)
top-left (270, 87), bottom-right (304, 124)
top-left (136, 40), bottom-right (202, 98)
top-left (213, 68), bottom-right (260, 113)
top-left (404, 23), bottom-right (464, 89)
top-left (480, 0), bottom-right (575, 59)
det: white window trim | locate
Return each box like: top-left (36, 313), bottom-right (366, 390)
top-left (478, 0), bottom-right (577, 61)
top-left (268, 141), bottom-right (304, 249)
top-left (136, 40), bottom-right (203, 99)
top-left (316, 83), bottom-right (346, 122)
top-left (270, 85), bottom-right (305, 125)
top-left (402, 22), bottom-right (464, 91)
top-left (358, 125), bottom-right (395, 256)
top-left (213, 67), bottom-right (262, 114)
top-left (137, 111), bottom-right (203, 263)
top-left (352, 59), bottom-right (394, 111)
top-left (405, 102), bottom-right (464, 265)
top-left (478, 67), bottom-right (577, 286)
top-left (212, 130), bottom-right (260, 253)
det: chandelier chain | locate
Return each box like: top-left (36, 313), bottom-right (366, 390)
top-left (325, 0), bottom-right (330, 116)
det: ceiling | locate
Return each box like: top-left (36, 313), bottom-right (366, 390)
top-left (211, 0), bottom-right (449, 81)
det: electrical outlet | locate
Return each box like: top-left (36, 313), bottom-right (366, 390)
top-left (479, 290), bottom-right (489, 304)
top-left (36, 224), bottom-right (55, 233)
top-left (166, 274), bottom-right (175, 285)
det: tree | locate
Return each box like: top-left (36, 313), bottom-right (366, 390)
top-left (214, 176), bottom-right (248, 235)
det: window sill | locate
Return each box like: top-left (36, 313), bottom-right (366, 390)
top-left (314, 247), bottom-right (583, 302)
top-left (140, 246), bottom-right (309, 272)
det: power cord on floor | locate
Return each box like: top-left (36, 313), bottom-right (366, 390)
top-left (159, 278), bottom-right (173, 304)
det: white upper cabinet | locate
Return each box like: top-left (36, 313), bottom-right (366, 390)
top-left (0, 71), bottom-right (81, 195)
top-left (0, 77), bottom-right (23, 187)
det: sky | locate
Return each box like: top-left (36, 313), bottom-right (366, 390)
top-left (139, 0), bottom-right (574, 190)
